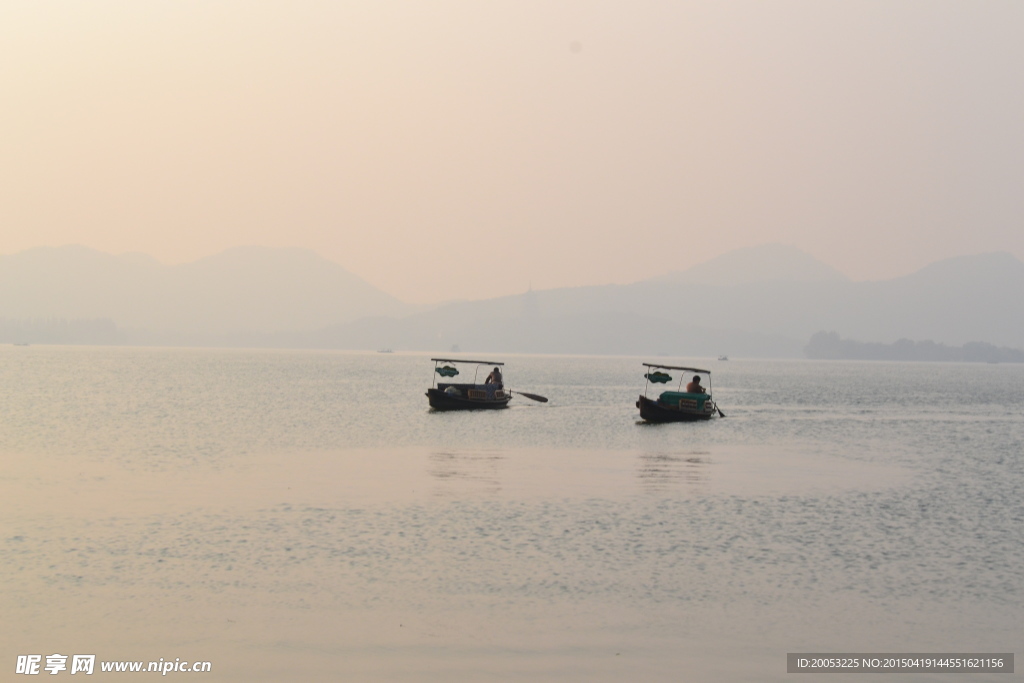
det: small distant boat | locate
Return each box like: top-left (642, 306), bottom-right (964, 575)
top-left (718, 355), bottom-right (729, 361)
top-left (426, 358), bottom-right (511, 410)
top-left (636, 363), bottom-right (721, 422)
top-left (13, 342), bottom-right (29, 346)
top-left (377, 348), bottom-right (393, 353)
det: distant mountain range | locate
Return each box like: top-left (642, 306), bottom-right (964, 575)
top-left (2, 243), bottom-right (1022, 357)
top-left (0, 245), bottom-right (412, 340)
top-left (298, 245), bottom-right (1024, 357)
top-left (656, 243), bottom-right (850, 286)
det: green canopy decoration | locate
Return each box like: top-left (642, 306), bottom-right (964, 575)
top-left (645, 371), bottom-right (672, 384)
top-left (436, 365), bottom-right (459, 377)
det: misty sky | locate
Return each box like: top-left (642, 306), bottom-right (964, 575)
top-left (2, 1), bottom-right (1022, 304)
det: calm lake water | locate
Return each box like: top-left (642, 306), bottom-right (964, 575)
top-left (1, 347), bottom-right (1021, 681)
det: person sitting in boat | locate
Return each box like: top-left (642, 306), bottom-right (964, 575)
top-left (685, 375), bottom-right (705, 393)
top-left (485, 367), bottom-right (503, 387)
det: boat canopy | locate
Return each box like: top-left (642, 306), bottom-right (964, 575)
top-left (642, 363), bottom-right (710, 374)
top-left (431, 358), bottom-right (504, 365)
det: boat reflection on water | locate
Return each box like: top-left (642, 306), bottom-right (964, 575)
top-left (636, 451), bottom-right (711, 492)
top-left (428, 450), bottom-right (504, 497)
top-left (421, 448), bottom-right (715, 499)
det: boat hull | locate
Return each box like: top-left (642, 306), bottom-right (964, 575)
top-left (426, 388), bottom-right (511, 411)
top-left (637, 394), bottom-right (714, 422)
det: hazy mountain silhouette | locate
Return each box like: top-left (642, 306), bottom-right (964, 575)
top-left (657, 243), bottom-right (849, 286)
top-left (3, 244), bottom-right (1021, 356)
top-left (0, 245), bottom-right (411, 339)
top-left (856, 251), bottom-right (1024, 346)
top-left (300, 250), bottom-right (1024, 357)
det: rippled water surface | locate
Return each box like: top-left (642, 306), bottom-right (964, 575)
top-left (1, 347), bottom-right (1021, 681)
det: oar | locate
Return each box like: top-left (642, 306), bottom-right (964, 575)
top-left (715, 403), bottom-right (726, 418)
top-left (512, 390), bottom-right (548, 403)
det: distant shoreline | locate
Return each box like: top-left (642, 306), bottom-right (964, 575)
top-left (805, 331), bottom-right (1024, 363)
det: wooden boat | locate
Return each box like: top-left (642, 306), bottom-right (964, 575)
top-left (426, 358), bottom-right (511, 410)
top-left (636, 363), bottom-right (719, 422)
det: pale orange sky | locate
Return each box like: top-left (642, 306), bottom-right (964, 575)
top-left (2, 1), bottom-right (1022, 303)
